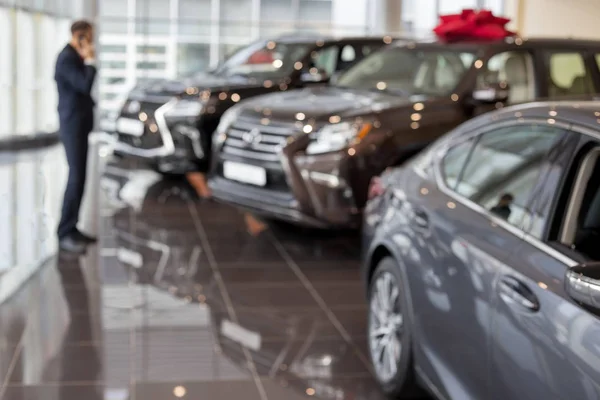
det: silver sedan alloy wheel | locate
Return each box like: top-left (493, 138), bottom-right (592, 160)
top-left (369, 271), bottom-right (404, 383)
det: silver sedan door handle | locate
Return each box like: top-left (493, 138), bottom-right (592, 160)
top-left (498, 276), bottom-right (540, 311)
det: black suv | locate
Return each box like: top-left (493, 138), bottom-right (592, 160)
top-left (111, 35), bottom-right (395, 174)
top-left (208, 37), bottom-right (600, 228)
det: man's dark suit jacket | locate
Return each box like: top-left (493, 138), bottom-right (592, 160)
top-left (54, 44), bottom-right (97, 134)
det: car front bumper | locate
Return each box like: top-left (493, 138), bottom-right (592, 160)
top-left (112, 144), bottom-right (201, 174)
top-left (113, 125), bottom-right (208, 174)
top-left (209, 151), bottom-right (362, 229)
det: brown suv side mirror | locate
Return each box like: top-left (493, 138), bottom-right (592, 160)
top-left (329, 71), bottom-right (343, 85)
top-left (472, 82), bottom-right (510, 103)
top-left (565, 262), bottom-right (600, 315)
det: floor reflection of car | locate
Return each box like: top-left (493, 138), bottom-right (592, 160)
top-left (99, 162), bottom-right (380, 400)
top-left (361, 101), bottom-right (600, 400)
top-left (111, 34), bottom-right (395, 174)
top-left (208, 300), bottom-right (386, 400)
top-left (101, 160), bottom-right (209, 288)
top-left (208, 38), bottom-right (600, 229)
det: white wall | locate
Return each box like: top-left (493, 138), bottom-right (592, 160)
top-left (520, 0), bottom-right (600, 39)
top-left (0, 7), bottom-right (14, 137)
top-left (504, 0), bottom-right (600, 39)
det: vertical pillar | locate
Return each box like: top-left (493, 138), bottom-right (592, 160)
top-left (502, 0), bottom-right (526, 35)
top-left (515, 0), bottom-right (526, 35)
top-left (79, 136), bottom-right (106, 236)
top-left (9, 7), bottom-right (17, 135)
top-left (73, 0), bottom-right (98, 19)
top-left (291, 0), bottom-right (300, 30)
top-left (80, 0), bottom-right (102, 237)
top-left (384, 0), bottom-right (403, 35)
top-left (502, 0), bottom-right (519, 31)
top-left (126, 0), bottom-right (137, 88)
top-left (251, 0), bottom-right (261, 39)
top-left (331, 0), bottom-right (369, 36)
top-left (362, 0), bottom-right (404, 36)
top-left (209, 0), bottom-right (220, 68)
top-left (167, 0), bottom-right (178, 78)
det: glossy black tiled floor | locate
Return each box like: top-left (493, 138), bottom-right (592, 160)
top-left (0, 143), bottom-right (393, 400)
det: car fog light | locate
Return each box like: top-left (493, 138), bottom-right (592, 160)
top-left (304, 171), bottom-right (346, 188)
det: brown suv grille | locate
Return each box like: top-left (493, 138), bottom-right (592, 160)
top-left (222, 117), bottom-right (295, 162)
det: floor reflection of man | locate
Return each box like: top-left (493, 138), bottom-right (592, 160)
top-left (490, 193), bottom-right (514, 220)
top-left (56, 256), bottom-right (104, 399)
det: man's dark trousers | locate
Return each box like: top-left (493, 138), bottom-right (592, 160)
top-left (57, 116), bottom-right (92, 239)
top-left (55, 44), bottom-right (97, 240)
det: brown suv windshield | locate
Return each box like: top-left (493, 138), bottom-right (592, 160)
top-left (336, 47), bottom-right (476, 96)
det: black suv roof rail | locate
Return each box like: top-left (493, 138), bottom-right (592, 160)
top-left (271, 32), bottom-right (334, 41)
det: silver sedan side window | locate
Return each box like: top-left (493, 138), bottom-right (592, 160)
top-left (441, 124), bottom-right (565, 230)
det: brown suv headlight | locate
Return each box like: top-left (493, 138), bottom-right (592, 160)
top-left (306, 121), bottom-right (372, 155)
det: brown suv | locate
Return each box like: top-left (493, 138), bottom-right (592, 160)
top-left (209, 38), bottom-right (600, 228)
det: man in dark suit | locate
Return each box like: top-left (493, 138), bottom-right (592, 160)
top-left (55, 20), bottom-right (98, 254)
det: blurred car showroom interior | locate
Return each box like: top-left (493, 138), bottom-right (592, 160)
top-left (2, 0), bottom-right (600, 399)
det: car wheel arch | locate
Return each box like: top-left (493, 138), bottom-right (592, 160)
top-left (368, 244), bottom-right (393, 286)
top-left (367, 243), bottom-right (416, 324)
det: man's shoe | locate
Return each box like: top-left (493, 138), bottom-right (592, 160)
top-left (59, 236), bottom-right (87, 254)
top-left (75, 230), bottom-right (97, 244)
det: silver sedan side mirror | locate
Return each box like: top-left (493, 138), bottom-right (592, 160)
top-left (565, 262), bottom-right (600, 315)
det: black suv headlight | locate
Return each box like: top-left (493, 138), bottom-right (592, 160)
top-left (164, 99), bottom-right (204, 118)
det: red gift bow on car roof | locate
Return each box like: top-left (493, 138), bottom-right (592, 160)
top-left (433, 9), bottom-right (516, 41)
